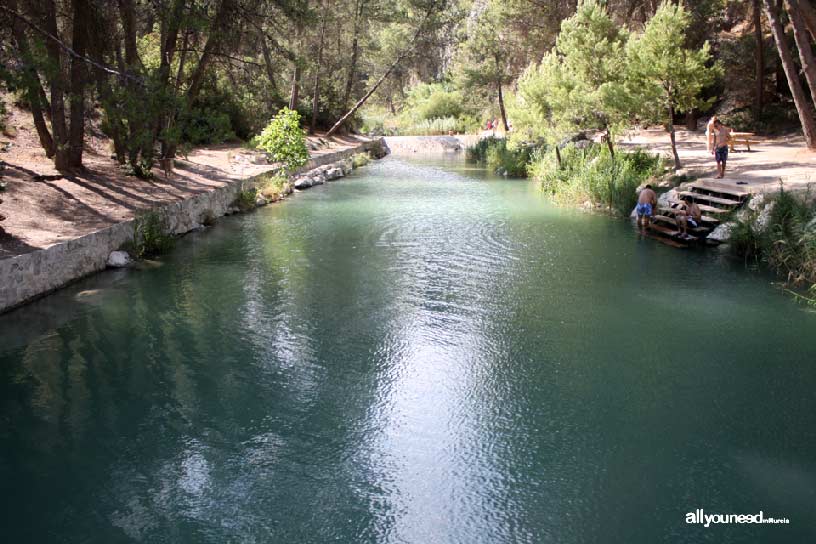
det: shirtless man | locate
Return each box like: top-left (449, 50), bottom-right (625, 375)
top-left (674, 197), bottom-right (702, 240)
top-left (636, 184), bottom-right (657, 230)
top-left (711, 119), bottom-right (732, 179)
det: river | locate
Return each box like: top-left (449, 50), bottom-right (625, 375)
top-left (1, 156), bottom-right (814, 543)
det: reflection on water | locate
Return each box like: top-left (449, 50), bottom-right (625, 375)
top-left (1, 156), bottom-right (815, 543)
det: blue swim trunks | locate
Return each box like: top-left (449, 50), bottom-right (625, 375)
top-left (636, 203), bottom-right (653, 217)
top-left (715, 145), bottom-right (728, 163)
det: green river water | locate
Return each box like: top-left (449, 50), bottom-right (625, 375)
top-left (1, 156), bottom-right (815, 543)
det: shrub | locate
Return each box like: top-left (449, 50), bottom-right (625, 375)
top-left (352, 153), bottom-right (370, 168)
top-left (255, 108), bottom-right (309, 173)
top-left (530, 144), bottom-right (664, 216)
top-left (258, 173), bottom-right (289, 201)
top-left (233, 187), bottom-right (258, 212)
top-left (130, 210), bottom-right (174, 259)
top-left (730, 189), bottom-right (816, 304)
top-left (467, 137), bottom-right (539, 178)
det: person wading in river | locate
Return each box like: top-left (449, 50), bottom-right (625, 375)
top-left (636, 184), bottom-right (658, 230)
top-left (711, 119), bottom-right (732, 179)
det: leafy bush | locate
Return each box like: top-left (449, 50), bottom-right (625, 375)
top-left (130, 210), bottom-right (174, 259)
top-left (730, 189), bottom-right (816, 304)
top-left (233, 187), bottom-right (258, 212)
top-left (255, 108), bottom-right (309, 172)
top-left (467, 137), bottom-right (538, 177)
top-left (530, 144), bottom-right (664, 216)
top-left (403, 83), bottom-right (463, 121)
top-left (178, 106), bottom-right (236, 145)
top-left (352, 153), bottom-right (370, 168)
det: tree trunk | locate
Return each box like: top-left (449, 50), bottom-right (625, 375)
top-left (605, 129), bottom-right (615, 157)
top-left (310, 9), bottom-right (327, 134)
top-left (343, 0), bottom-right (363, 108)
top-left (786, 0), bottom-right (816, 106)
top-left (289, 63), bottom-right (301, 111)
top-left (41, 0), bottom-right (70, 170)
top-left (261, 37), bottom-right (280, 99)
top-left (68, 0), bottom-right (89, 167)
top-left (754, 0), bottom-right (765, 115)
top-left (797, 0), bottom-right (816, 39)
top-left (555, 144), bottom-right (562, 169)
top-left (6, 0), bottom-right (54, 157)
top-left (685, 111), bottom-right (697, 131)
top-left (668, 106), bottom-right (681, 169)
top-left (765, 0), bottom-right (816, 148)
top-left (497, 81), bottom-right (509, 132)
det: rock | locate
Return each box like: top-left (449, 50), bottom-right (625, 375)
top-left (107, 250), bottom-right (132, 268)
top-left (311, 174), bottom-right (325, 185)
top-left (340, 158), bottom-right (354, 175)
top-left (294, 177), bottom-right (312, 190)
top-left (255, 195), bottom-right (268, 207)
top-left (658, 188), bottom-right (678, 208)
top-left (754, 201), bottom-right (774, 231)
top-left (188, 222), bottom-right (205, 232)
top-left (747, 192), bottom-right (766, 211)
top-left (325, 167), bottom-right (344, 181)
top-left (657, 179), bottom-right (672, 188)
top-left (707, 222), bottom-right (736, 243)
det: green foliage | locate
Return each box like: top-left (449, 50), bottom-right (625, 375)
top-left (119, 160), bottom-right (154, 180)
top-left (467, 137), bottom-right (538, 177)
top-left (255, 108), bottom-right (309, 173)
top-left (730, 190), bottom-right (816, 303)
top-left (531, 144), bottom-right (664, 216)
top-left (233, 187), bottom-right (258, 212)
top-left (403, 83), bottom-right (464, 121)
top-left (625, 2), bottom-right (721, 126)
top-left (719, 104), bottom-right (801, 135)
top-left (352, 153), bottom-right (371, 168)
top-left (258, 173), bottom-right (290, 201)
top-left (130, 210), bottom-right (174, 259)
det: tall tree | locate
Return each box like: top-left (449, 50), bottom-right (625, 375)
top-left (627, 1), bottom-right (721, 169)
top-left (764, 0), bottom-right (816, 148)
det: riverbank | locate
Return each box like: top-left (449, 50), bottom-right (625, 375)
top-left (0, 134), bottom-right (387, 313)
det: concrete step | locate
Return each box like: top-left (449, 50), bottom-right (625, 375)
top-left (688, 182), bottom-right (751, 200)
top-left (653, 215), bottom-right (710, 236)
top-left (658, 207), bottom-right (720, 225)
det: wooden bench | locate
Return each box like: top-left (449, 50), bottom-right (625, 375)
top-left (729, 132), bottom-right (761, 152)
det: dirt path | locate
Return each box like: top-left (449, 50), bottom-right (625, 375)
top-left (0, 122), bottom-right (370, 259)
top-left (620, 128), bottom-right (816, 193)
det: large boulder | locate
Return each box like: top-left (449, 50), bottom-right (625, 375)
top-left (255, 194), bottom-right (268, 207)
top-left (325, 167), bottom-right (344, 181)
top-left (294, 177), bottom-right (313, 190)
top-left (658, 188), bottom-right (678, 208)
top-left (754, 201), bottom-right (775, 232)
top-left (107, 250), bottom-right (132, 268)
top-left (707, 222), bottom-right (736, 243)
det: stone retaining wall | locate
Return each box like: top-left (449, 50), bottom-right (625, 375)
top-left (0, 138), bottom-right (387, 314)
top-left (383, 135), bottom-right (481, 155)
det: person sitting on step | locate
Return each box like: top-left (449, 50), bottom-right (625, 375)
top-left (673, 197), bottom-right (702, 240)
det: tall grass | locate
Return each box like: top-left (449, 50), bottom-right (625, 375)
top-left (467, 137), bottom-right (537, 177)
top-left (529, 144), bottom-right (664, 216)
top-left (731, 189), bottom-right (816, 303)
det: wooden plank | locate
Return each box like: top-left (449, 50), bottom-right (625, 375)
top-left (679, 191), bottom-right (741, 207)
top-left (688, 182), bottom-right (751, 199)
top-left (653, 215), bottom-right (710, 235)
top-left (642, 230), bottom-right (688, 248)
top-left (658, 207), bottom-right (720, 224)
top-left (695, 203), bottom-right (731, 214)
top-left (648, 223), bottom-right (682, 237)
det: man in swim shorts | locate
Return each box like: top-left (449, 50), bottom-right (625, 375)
top-left (712, 119), bottom-right (732, 178)
top-left (636, 184), bottom-right (657, 230)
top-left (674, 197), bottom-right (702, 240)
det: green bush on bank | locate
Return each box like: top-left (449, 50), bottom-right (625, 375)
top-left (467, 137), bottom-right (537, 177)
top-left (730, 189), bottom-right (816, 304)
top-left (530, 144), bottom-right (664, 216)
top-left (128, 210), bottom-right (174, 259)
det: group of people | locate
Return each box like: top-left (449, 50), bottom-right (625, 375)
top-left (634, 115), bottom-right (732, 240)
top-left (636, 185), bottom-right (701, 240)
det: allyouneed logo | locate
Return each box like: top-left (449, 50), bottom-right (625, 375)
top-left (686, 509), bottom-right (790, 527)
